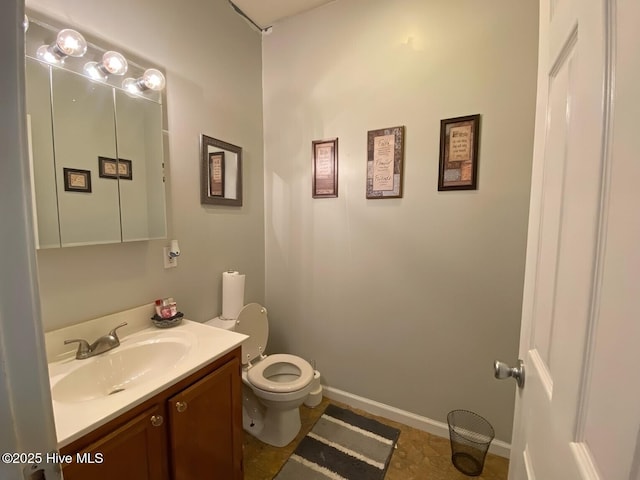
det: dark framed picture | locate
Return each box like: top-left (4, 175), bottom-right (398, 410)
top-left (366, 126), bottom-right (405, 199)
top-left (63, 168), bottom-right (92, 193)
top-left (208, 152), bottom-right (225, 197)
top-left (312, 138), bottom-right (338, 198)
top-left (438, 114), bottom-right (480, 191)
top-left (118, 159), bottom-right (133, 180)
top-left (200, 134), bottom-right (243, 206)
top-left (98, 156), bottom-right (133, 180)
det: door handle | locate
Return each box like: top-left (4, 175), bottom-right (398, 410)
top-left (494, 359), bottom-right (525, 388)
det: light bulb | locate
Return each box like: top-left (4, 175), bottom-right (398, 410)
top-left (55, 29), bottom-right (87, 57)
top-left (84, 51), bottom-right (128, 81)
top-left (83, 61), bottom-right (107, 81)
top-left (141, 68), bottom-right (166, 91)
top-left (36, 45), bottom-right (62, 65)
top-left (122, 77), bottom-right (141, 95)
top-left (102, 51), bottom-right (128, 75)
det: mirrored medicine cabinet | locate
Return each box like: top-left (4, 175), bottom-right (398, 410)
top-left (24, 14), bottom-right (167, 248)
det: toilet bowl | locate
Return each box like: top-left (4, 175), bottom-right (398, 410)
top-left (205, 303), bottom-right (314, 447)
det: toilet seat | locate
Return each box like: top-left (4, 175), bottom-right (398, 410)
top-left (247, 353), bottom-right (314, 393)
top-left (234, 303), bottom-right (269, 366)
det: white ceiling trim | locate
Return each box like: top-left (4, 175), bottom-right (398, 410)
top-left (230, 0), bottom-right (335, 29)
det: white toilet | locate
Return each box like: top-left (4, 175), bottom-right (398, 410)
top-left (205, 303), bottom-right (315, 447)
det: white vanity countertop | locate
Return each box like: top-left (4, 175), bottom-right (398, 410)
top-left (48, 320), bottom-right (247, 448)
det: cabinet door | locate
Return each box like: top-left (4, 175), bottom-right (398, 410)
top-left (168, 357), bottom-right (242, 480)
top-left (62, 405), bottom-right (169, 480)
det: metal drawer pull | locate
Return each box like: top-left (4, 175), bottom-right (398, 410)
top-left (176, 401), bottom-right (188, 413)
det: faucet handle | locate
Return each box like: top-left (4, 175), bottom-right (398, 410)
top-left (64, 339), bottom-right (91, 359)
top-left (109, 322), bottom-right (128, 342)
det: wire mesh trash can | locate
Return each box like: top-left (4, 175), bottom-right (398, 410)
top-left (447, 410), bottom-right (495, 476)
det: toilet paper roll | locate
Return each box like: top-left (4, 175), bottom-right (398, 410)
top-left (309, 370), bottom-right (321, 392)
top-left (304, 387), bottom-right (323, 408)
top-left (222, 270), bottom-right (245, 320)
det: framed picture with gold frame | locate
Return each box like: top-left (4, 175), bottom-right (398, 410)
top-left (438, 114), bottom-right (480, 191)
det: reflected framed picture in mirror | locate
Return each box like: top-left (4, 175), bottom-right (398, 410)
top-left (118, 159), bottom-right (133, 180)
top-left (98, 157), bottom-right (118, 179)
top-left (99, 157), bottom-right (133, 180)
top-left (200, 134), bottom-right (242, 206)
top-left (208, 152), bottom-right (225, 197)
top-left (63, 168), bottom-right (92, 193)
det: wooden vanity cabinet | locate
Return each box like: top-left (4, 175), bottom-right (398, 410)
top-left (61, 404), bottom-right (169, 480)
top-left (168, 355), bottom-right (242, 480)
top-left (60, 348), bottom-right (242, 480)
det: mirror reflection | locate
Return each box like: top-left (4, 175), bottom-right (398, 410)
top-left (24, 14), bottom-right (167, 248)
top-left (52, 66), bottom-right (122, 246)
top-left (200, 135), bottom-right (243, 206)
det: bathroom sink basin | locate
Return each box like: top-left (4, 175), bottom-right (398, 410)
top-left (52, 336), bottom-right (191, 403)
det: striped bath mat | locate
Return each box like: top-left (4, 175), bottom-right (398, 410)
top-left (274, 404), bottom-right (400, 480)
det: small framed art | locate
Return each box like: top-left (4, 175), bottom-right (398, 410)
top-left (98, 156), bottom-right (118, 179)
top-left (438, 114), bottom-right (480, 191)
top-left (200, 134), bottom-right (242, 206)
top-left (117, 159), bottom-right (133, 180)
top-left (208, 151), bottom-right (225, 197)
top-left (366, 126), bottom-right (405, 199)
top-left (63, 168), bottom-right (92, 193)
top-left (312, 138), bottom-right (338, 198)
top-left (98, 157), bottom-right (133, 180)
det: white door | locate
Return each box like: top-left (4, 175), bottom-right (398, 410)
top-left (506, 0), bottom-right (640, 478)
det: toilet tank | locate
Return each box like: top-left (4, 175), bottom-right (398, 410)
top-left (205, 316), bottom-right (237, 331)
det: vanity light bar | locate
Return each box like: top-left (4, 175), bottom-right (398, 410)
top-left (32, 21), bottom-right (165, 93)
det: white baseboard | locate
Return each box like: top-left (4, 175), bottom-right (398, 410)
top-left (323, 386), bottom-right (511, 459)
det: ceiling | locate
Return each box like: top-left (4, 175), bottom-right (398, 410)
top-left (230, 0), bottom-right (335, 29)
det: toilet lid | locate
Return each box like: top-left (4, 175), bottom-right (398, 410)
top-left (235, 303), bottom-right (268, 365)
top-left (247, 354), bottom-right (314, 393)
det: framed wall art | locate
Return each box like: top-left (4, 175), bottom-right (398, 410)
top-left (200, 134), bottom-right (242, 206)
top-left (117, 159), bottom-right (133, 180)
top-left (63, 168), bottom-right (92, 193)
top-left (208, 151), bottom-right (225, 197)
top-left (366, 126), bottom-right (405, 199)
top-left (98, 157), bottom-right (133, 180)
top-left (312, 138), bottom-right (338, 198)
top-left (438, 114), bottom-right (480, 191)
top-left (98, 156), bottom-right (118, 179)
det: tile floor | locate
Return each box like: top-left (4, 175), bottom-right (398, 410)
top-left (243, 397), bottom-right (509, 480)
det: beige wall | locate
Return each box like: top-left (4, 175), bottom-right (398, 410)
top-left (262, 0), bottom-right (538, 442)
top-left (26, 0), bottom-right (265, 330)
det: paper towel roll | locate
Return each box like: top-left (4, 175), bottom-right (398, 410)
top-left (222, 270), bottom-right (245, 320)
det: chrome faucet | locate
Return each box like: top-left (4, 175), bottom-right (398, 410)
top-left (64, 322), bottom-right (128, 360)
